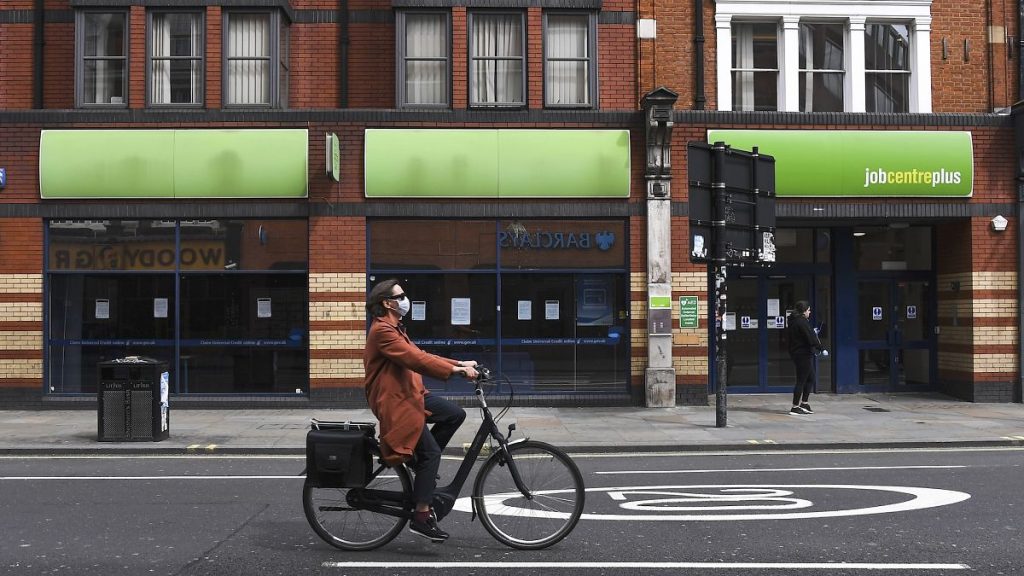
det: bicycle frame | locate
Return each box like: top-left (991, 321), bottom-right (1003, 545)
top-left (347, 380), bottom-right (533, 523)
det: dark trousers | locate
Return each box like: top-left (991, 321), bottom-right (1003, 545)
top-left (412, 394), bottom-right (466, 505)
top-left (792, 354), bottom-right (815, 406)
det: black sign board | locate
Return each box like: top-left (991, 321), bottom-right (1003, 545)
top-left (688, 142), bottom-right (777, 265)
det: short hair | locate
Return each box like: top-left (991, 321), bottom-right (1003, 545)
top-left (793, 300), bottom-right (810, 314)
top-left (366, 278), bottom-right (400, 318)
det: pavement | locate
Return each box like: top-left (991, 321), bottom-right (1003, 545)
top-left (2, 392), bottom-right (1024, 455)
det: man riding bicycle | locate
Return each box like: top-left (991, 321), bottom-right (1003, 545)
top-left (364, 279), bottom-right (479, 542)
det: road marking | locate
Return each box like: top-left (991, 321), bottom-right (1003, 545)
top-left (0, 475), bottom-right (301, 481)
top-left (596, 465), bottom-right (966, 475)
top-left (1001, 435), bottom-right (1024, 441)
top-left (321, 561), bottom-right (969, 570)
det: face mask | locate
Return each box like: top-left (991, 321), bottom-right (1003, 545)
top-left (395, 297), bottom-right (411, 317)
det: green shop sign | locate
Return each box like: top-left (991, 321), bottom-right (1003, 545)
top-left (706, 130), bottom-right (973, 197)
top-left (364, 129), bottom-right (630, 198)
top-left (39, 129), bottom-right (309, 199)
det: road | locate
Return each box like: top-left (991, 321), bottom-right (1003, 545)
top-left (1, 447), bottom-right (1021, 575)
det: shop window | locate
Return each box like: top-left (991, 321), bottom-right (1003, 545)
top-left (45, 219), bottom-right (308, 396)
top-left (469, 12), bottom-right (525, 107)
top-left (148, 11), bottom-right (204, 106)
top-left (853, 226), bottom-right (931, 270)
top-left (731, 22), bottom-right (779, 112)
top-left (865, 23), bottom-right (910, 113)
top-left (799, 22), bottom-right (844, 112)
top-left (499, 220), bottom-right (625, 269)
top-left (544, 12), bottom-right (595, 108)
top-left (370, 220), bottom-right (496, 270)
top-left (224, 11), bottom-right (288, 107)
top-left (76, 11), bottom-right (129, 107)
top-left (398, 11), bottom-right (450, 108)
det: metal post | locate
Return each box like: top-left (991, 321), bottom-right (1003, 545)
top-left (711, 142), bottom-right (729, 427)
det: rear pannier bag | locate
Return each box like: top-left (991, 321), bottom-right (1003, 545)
top-left (305, 421), bottom-right (375, 488)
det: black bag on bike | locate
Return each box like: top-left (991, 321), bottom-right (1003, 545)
top-left (305, 421), bottom-right (375, 489)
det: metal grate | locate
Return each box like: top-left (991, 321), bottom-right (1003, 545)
top-left (130, 389), bottom-right (154, 440)
top-left (102, 390), bottom-right (128, 439)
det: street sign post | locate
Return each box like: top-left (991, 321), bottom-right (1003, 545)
top-left (688, 142), bottom-right (776, 427)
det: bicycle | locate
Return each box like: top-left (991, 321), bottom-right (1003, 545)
top-left (302, 366), bottom-right (585, 551)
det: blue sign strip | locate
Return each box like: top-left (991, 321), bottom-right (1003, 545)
top-left (503, 338), bottom-right (619, 345)
top-left (51, 339), bottom-right (302, 347)
top-left (413, 339), bottom-right (498, 346)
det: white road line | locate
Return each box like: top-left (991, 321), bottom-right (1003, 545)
top-left (596, 465), bottom-right (966, 475)
top-left (321, 561), bottom-right (969, 570)
top-left (0, 475), bottom-right (302, 480)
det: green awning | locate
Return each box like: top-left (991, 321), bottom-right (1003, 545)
top-left (364, 129), bottom-right (631, 198)
top-left (707, 129), bottom-right (973, 197)
top-left (39, 129), bottom-right (309, 199)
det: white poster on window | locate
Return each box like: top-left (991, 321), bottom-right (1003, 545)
top-left (257, 298), bottom-right (272, 318)
top-left (153, 298), bottom-right (168, 318)
top-left (95, 299), bottom-right (110, 320)
top-left (723, 312), bottom-right (736, 331)
top-left (411, 301), bottom-right (426, 321)
top-left (451, 298), bottom-right (471, 325)
top-left (517, 300), bottom-right (532, 321)
top-left (767, 299), bottom-right (780, 317)
top-left (545, 300), bottom-right (560, 320)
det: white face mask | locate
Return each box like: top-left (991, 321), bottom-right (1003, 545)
top-left (394, 296), bottom-right (411, 317)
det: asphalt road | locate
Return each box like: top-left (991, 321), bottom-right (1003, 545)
top-left (1, 448), bottom-right (1021, 575)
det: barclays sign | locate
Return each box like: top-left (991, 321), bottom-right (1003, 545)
top-left (498, 230), bottom-right (616, 251)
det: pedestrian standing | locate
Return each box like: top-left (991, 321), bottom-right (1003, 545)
top-left (787, 300), bottom-right (827, 415)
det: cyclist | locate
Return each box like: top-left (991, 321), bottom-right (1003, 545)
top-left (364, 278), bottom-right (479, 542)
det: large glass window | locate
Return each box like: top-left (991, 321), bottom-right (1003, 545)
top-left (399, 12), bottom-right (450, 107)
top-left (149, 12), bottom-right (204, 106)
top-left (544, 13), bottom-right (594, 107)
top-left (369, 220), bottom-right (628, 396)
top-left (225, 12), bottom-right (288, 106)
top-left (865, 23), bottom-right (910, 113)
top-left (732, 22), bottom-right (779, 111)
top-left (799, 22), bottom-right (844, 112)
top-left (77, 12), bottom-right (128, 106)
top-left (470, 12), bottom-right (525, 106)
top-left (46, 219), bottom-right (308, 395)
top-left (853, 226), bottom-right (931, 271)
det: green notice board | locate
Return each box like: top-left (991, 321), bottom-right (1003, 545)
top-left (679, 296), bottom-right (699, 328)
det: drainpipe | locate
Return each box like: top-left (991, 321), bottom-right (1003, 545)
top-left (33, 0), bottom-right (44, 108)
top-left (694, 0), bottom-right (705, 109)
top-left (339, 0), bottom-right (349, 107)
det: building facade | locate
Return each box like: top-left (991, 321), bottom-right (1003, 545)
top-left (0, 0), bottom-right (1021, 408)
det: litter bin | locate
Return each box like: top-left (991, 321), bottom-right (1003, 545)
top-left (97, 356), bottom-right (170, 442)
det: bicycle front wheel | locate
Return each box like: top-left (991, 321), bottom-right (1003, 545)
top-left (472, 440), bottom-right (585, 550)
top-left (303, 464), bottom-right (412, 551)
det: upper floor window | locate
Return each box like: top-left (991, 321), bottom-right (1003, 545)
top-left (731, 22), bottom-right (778, 111)
top-left (544, 12), bottom-right (595, 108)
top-left (224, 11), bottom-right (289, 107)
top-left (76, 11), bottom-right (128, 107)
top-left (865, 23), bottom-right (910, 113)
top-left (799, 22), bottom-right (845, 112)
top-left (470, 12), bottom-right (525, 107)
top-left (398, 12), bottom-right (450, 108)
top-left (715, 1), bottom-right (931, 113)
top-left (148, 12), bottom-right (204, 106)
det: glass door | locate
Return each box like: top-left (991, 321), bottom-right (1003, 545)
top-left (855, 279), bottom-right (932, 389)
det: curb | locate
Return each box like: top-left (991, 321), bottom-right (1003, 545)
top-left (2, 438), bottom-right (1023, 456)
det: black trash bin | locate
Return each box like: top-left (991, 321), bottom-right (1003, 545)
top-left (97, 356), bottom-right (170, 442)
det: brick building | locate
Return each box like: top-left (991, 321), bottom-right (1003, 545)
top-left (0, 0), bottom-right (1021, 408)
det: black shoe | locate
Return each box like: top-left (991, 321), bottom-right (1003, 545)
top-left (409, 515), bottom-right (449, 543)
top-left (800, 403), bottom-right (814, 414)
top-left (790, 406), bottom-right (810, 415)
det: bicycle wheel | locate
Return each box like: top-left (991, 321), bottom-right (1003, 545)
top-left (303, 464), bottom-right (412, 551)
top-left (472, 440), bottom-right (585, 550)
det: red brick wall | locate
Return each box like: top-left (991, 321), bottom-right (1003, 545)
top-left (291, 23), bottom-right (340, 108)
top-left (0, 24), bottom-right (33, 108)
top-left (43, 22), bottom-right (75, 109)
top-left (0, 219), bottom-right (43, 273)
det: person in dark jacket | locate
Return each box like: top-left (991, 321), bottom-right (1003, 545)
top-left (364, 278), bottom-right (478, 542)
top-left (787, 300), bottom-right (826, 415)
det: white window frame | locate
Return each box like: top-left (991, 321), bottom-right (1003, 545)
top-left (715, 0), bottom-right (931, 113)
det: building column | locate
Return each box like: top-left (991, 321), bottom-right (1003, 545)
top-left (641, 87), bottom-right (678, 407)
top-left (911, 17), bottom-right (932, 113)
top-left (716, 15), bottom-right (732, 111)
top-left (780, 16), bottom-right (800, 112)
top-left (849, 17), bottom-right (866, 113)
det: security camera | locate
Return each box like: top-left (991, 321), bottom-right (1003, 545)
top-left (991, 215), bottom-right (1008, 232)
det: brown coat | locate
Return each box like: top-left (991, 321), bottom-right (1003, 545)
top-left (364, 315), bottom-right (457, 465)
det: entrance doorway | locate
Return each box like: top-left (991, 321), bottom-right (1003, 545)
top-left (855, 279), bottom-right (932, 389)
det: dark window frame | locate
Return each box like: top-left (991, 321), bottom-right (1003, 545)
top-left (75, 9), bottom-right (130, 108)
top-left (468, 10), bottom-right (527, 108)
top-left (542, 10), bottom-right (598, 109)
top-left (146, 9), bottom-right (206, 108)
top-left (397, 10), bottom-right (452, 109)
top-left (222, 9), bottom-right (288, 109)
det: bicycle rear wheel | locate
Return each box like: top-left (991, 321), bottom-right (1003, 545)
top-left (472, 440), bottom-right (585, 550)
top-left (303, 464), bottom-right (412, 551)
